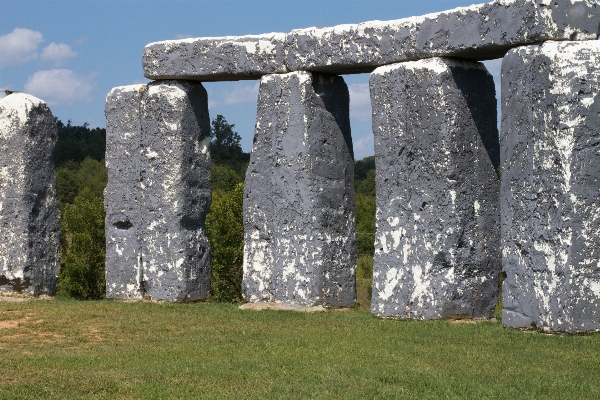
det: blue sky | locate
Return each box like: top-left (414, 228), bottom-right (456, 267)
top-left (0, 0), bottom-right (502, 160)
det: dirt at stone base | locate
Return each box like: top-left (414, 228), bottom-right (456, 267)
top-left (0, 295), bottom-right (53, 302)
top-left (239, 302), bottom-right (328, 313)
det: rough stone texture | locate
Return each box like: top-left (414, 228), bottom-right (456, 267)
top-left (0, 93), bottom-right (60, 296)
top-left (139, 80), bottom-right (212, 302)
top-left (501, 41), bottom-right (600, 332)
top-left (143, 1), bottom-right (600, 80)
top-left (243, 71), bottom-right (356, 307)
top-left (104, 85), bottom-right (144, 300)
top-left (285, 0), bottom-right (600, 74)
top-left (143, 33), bottom-right (288, 81)
top-left (370, 58), bottom-right (500, 319)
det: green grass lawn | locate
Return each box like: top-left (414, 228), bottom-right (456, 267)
top-left (0, 299), bottom-right (598, 399)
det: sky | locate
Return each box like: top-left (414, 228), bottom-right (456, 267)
top-left (0, 0), bottom-right (503, 160)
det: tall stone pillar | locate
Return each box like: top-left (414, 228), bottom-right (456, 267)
top-left (104, 80), bottom-right (212, 302)
top-left (105, 85), bottom-right (144, 299)
top-left (243, 71), bottom-right (356, 307)
top-left (501, 41), bottom-right (600, 332)
top-left (139, 81), bottom-right (212, 302)
top-left (370, 58), bottom-right (500, 319)
top-left (0, 93), bottom-right (60, 295)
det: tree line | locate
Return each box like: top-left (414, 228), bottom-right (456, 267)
top-left (55, 116), bottom-right (376, 301)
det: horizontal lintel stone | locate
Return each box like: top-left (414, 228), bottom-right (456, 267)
top-left (143, 33), bottom-right (289, 81)
top-left (143, 0), bottom-right (600, 80)
top-left (286, 0), bottom-right (600, 74)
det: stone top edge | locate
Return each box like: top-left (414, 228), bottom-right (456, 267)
top-left (145, 32), bottom-right (287, 48)
top-left (373, 57), bottom-right (491, 76)
top-left (0, 93), bottom-right (50, 136)
top-left (288, 0), bottom-right (496, 34)
top-left (505, 39), bottom-right (600, 60)
top-left (145, 0), bottom-right (510, 45)
top-left (0, 92), bottom-right (46, 109)
top-left (537, 38), bottom-right (600, 50)
top-left (106, 84), bottom-right (146, 98)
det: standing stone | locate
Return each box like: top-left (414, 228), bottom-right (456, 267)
top-left (104, 85), bottom-right (144, 300)
top-left (139, 80), bottom-right (212, 302)
top-left (501, 41), bottom-right (600, 332)
top-left (0, 93), bottom-right (60, 295)
top-left (243, 71), bottom-right (356, 307)
top-left (370, 58), bottom-right (500, 319)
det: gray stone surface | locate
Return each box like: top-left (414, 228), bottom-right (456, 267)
top-left (370, 58), bottom-right (500, 319)
top-left (501, 41), bottom-right (600, 332)
top-left (143, 1), bottom-right (600, 80)
top-left (104, 85), bottom-right (144, 300)
top-left (143, 33), bottom-right (288, 81)
top-left (284, 0), bottom-right (600, 74)
top-left (0, 93), bottom-right (60, 296)
top-left (243, 71), bottom-right (356, 307)
top-left (139, 80), bottom-right (212, 302)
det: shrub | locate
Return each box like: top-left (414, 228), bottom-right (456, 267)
top-left (356, 255), bottom-right (373, 279)
top-left (212, 164), bottom-right (243, 192)
top-left (57, 187), bottom-right (106, 299)
top-left (55, 157), bottom-right (107, 204)
top-left (206, 183), bottom-right (244, 302)
top-left (355, 193), bottom-right (376, 257)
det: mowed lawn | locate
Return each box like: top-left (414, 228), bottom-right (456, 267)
top-left (0, 299), bottom-right (598, 399)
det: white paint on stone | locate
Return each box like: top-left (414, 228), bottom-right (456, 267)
top-left (371, 57), bottom-right (500, 320)
top-left (0, 93), bottom-right (60, 295)
top-left (501, 41), bottom-right (600, 332)
top-left (143, 32), bottom-right (288, 81)
top-left (242, 71), bottom-right (356, 307)
top-left (144, 1), bottom-right (600, 79)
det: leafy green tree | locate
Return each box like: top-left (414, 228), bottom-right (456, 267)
top-left (206, 183), bottom-right (244, 302)
top-left (211, 114), bottom-right (242, 149)
top-left (53, 119), bottom-right (106, 168)
top-left (57, 187), bottom-right (106, 300)
top-left (55, 166), bottom-right (80, 204)
top-left (356, 193), bottom-right (376, 258)
top-left (55, 157), bottom-right (107, 204)
top-left (354, 155), bottom-right (375, 181)
top-left (210, 114), bottom-right (250, 175)
top-left (77, 157), bottom-right (108, 199)
top-left (354, 156), bottom-right (376, 282)
top-left (212, 164), bottom-right (243, 193)
top-left (355, 169), bottom-right (375, 197)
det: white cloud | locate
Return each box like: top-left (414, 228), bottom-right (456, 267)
top-left (40, 42), bottom-right (77, 66)
top-left (24, 69), bottom-right (95, 106)
top-left (207, 97), bottom-right (218, 108)
top-left (175, 33), bottom-right (194, 40)
top-left (223, 82), bottom-right (260, 105)
top-left (482, 58), bottom-right (502, 79)
top-left (207, 81), bottom-right (260, 107)
top-left (353, 133), bottom-right (374, 160)
top-left (0, 28), bottom-right (44, 68)
top-left (348, 83), bottom-right (371, 122)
